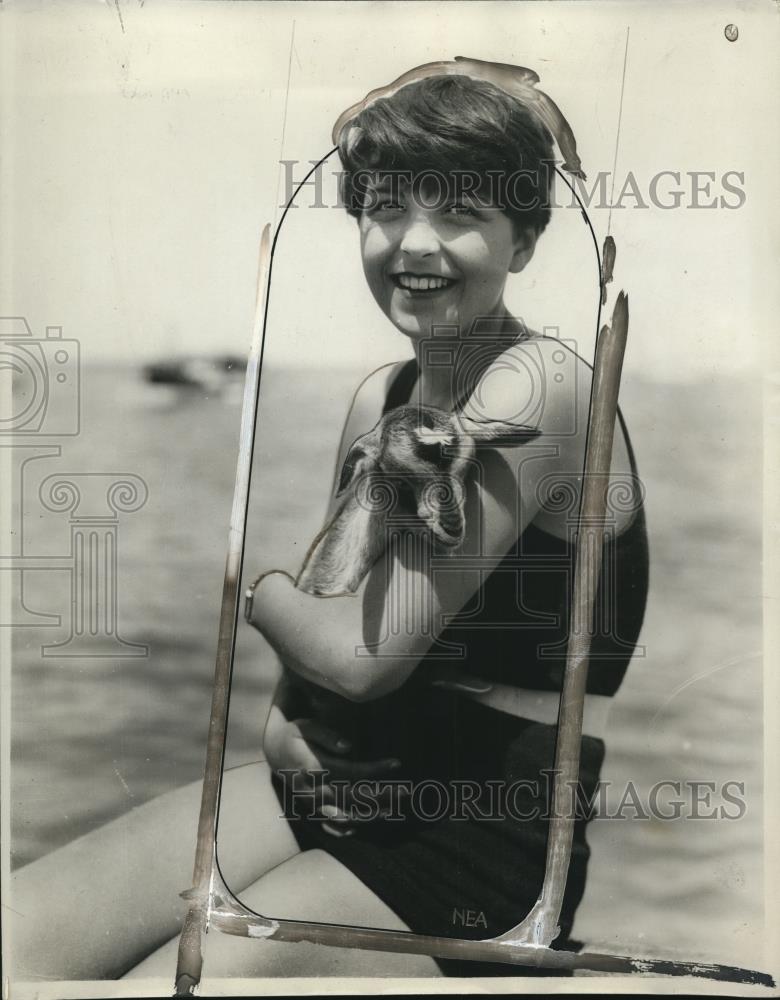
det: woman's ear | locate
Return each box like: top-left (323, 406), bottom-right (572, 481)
top-left (508, 225), bottom-right (538, 274)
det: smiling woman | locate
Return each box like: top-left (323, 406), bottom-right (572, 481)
top-left (342, 76), bottom-right (554, 346)
top-left (357, 174), bottom-right (539, 345)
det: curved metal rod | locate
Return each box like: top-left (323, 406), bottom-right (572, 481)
top-left (173, 224), bottom-right (272, 997)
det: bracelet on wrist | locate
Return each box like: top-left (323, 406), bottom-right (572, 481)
top-left (244, 569), bottom-right (295, 624)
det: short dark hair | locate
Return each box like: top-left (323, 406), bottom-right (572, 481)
top-left (337, 75), bottom-right (555, 235)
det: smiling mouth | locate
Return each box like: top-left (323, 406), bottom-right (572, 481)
top-left (392, 273), bottom-right (457, 293)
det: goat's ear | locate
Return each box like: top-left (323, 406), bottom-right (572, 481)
top-left (336, 447), bottom-right (366, 496)
top-left (457, 416), bottom-right (541, 449)
top-left (335, 439), bottom-right (379, 497)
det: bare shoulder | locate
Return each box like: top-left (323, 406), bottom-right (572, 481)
top-left (325, 361), bottom-right (408, 505)
top-left (460, 332), bottom-right (637, 534)
top-left (460, 333), bottom-right (590, 443)
top-left (342, 360), bottom-right (408, 440)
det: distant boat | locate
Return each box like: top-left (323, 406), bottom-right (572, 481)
top-left (142, 355), bottom-right (246, 394)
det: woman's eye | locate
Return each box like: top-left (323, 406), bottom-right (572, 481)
top-left (369, 199), bottom-right (405, 214)
top-left (444, 201), bottom-right (477, 217)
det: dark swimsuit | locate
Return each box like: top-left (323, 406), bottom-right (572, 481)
top-left (274, 350), bottom-right (649, 977)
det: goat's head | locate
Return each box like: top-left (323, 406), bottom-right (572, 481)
top-left (336, 405), bottom-right (541, 549)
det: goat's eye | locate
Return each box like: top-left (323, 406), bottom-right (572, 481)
top-left (419, 411), bottom-right (437, 431)
top-left (415, 440), bottom-right (445, 465)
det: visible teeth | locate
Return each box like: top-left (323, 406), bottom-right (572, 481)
top-left (397, 274), bottom-right (452, 291)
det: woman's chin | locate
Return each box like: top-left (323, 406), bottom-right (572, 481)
top-left (389, 307), bottom-right (460, 341)
top-left (393, 319), bottom-right (428, 340)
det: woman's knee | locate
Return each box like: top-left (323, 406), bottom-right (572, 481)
top-left (215, 759), bottom-right (300, 890)
top-left (208, 849), bottom-right (441, 978)
top-left (124, 848), bottom-right (442, 980)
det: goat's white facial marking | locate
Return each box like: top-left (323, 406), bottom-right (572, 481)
top-left (415, 427), bottom-right (454, 447)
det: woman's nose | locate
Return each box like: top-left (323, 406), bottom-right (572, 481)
top-left (399, 217), bottom-right (440, 259)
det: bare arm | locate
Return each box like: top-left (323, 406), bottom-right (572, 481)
top-left (257, 364), bottom-right (399, 701)
top-left (250, 343), bottom-right (587, 702)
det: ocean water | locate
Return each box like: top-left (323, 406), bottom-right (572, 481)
top-left (9, 363), bottom-right (765, 972)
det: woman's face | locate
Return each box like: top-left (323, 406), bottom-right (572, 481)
top-left (358, 174), bottom-right (536, 341)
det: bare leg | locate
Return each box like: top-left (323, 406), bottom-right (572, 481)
top-left (8, 761), bottom-right (298, 981)
top-left (123, 848), bottom-right (442, 981)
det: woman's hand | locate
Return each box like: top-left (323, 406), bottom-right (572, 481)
top-left (263, 702), bottom-right (404, 833)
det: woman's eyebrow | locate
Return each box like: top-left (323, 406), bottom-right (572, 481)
top-left (369, 174), bottom-right (405, 195)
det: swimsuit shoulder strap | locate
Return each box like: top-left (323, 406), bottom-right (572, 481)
top-left (615, 405), bottom-right (640, 479)
top-left (382, 359), bottom-right (418, 415)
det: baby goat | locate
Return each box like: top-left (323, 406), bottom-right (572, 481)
top-left (296, 404), bottom-right (540, 596)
